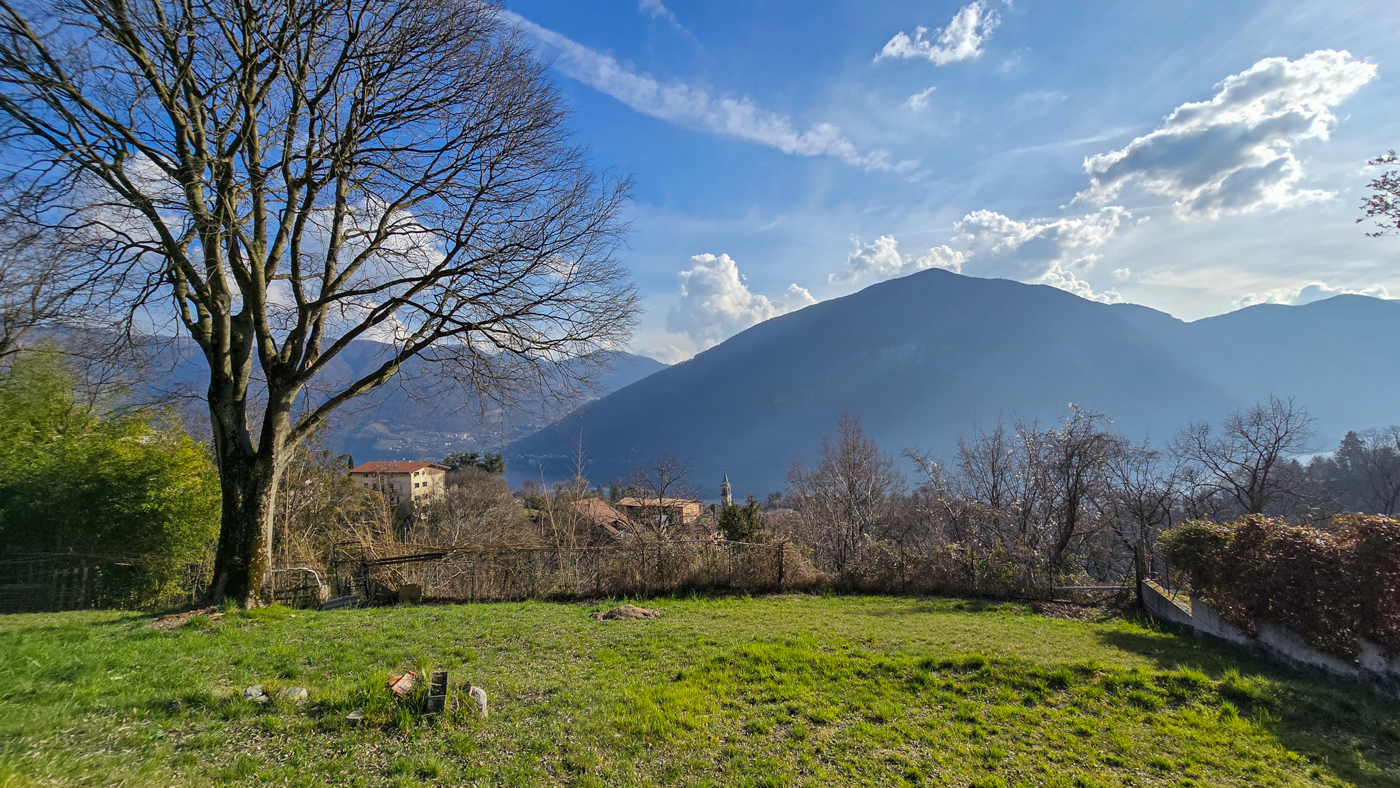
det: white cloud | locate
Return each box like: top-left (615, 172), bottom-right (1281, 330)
top-left (906, 86), bottom-right (937, 111)
top-left (876, 1), bottom-right (1001, 66)
top-left (830, 235), bottom-right (966, 284)
top-left (1080, 50), bottom-right (1377, 218)
top-left (1235, 281), bottom-right (1391, 308)
top-left (1041, 263), bottom-right (1121, 304)
top-left (954, 206), bottom-right (1127, 274)
top-left (638, 0), bottom-right (675, 22)
top-left (1113, 267), bottom-right (1131, 281)
top-left (506, 11), bottom-right (900, 172)
top-left (637, 0), bottom-right (696, 39)
top-left (666, 253), bottom-right (817, 350)
top-left (827, 208), bottom-right (1125, 301)
top-left (952, 207), bottom-right (1128, 303)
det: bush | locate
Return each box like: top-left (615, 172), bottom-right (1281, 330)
top-left (1161, 514), bottom-right (1400, 658)
top-left (0, 350), bottom-right (220, 606)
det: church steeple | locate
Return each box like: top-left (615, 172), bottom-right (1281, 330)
top-left (720, 470), bottom-right (733, 508)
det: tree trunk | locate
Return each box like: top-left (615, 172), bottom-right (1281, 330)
top-left (207, 444), bottom-right (281, 606)
top-left (204, 372), bottom-right (291, 607)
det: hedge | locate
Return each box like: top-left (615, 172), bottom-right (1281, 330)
top-left (1161, 514), bottom-right (1400, 659)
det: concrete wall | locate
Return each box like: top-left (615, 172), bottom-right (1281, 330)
top-left (1255, 621), bottom-right (1361, 678)
top-left (1189, 598), bottom-right (1251, 646)
top-left (1140, 580), bottom-right (1193, 629)
top-left (1139, 586), bottom-right (1399, 697)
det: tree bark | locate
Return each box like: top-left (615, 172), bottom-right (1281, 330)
top-left (208, 445), bottom-right (279, 606)
top-left (205, 377), bottom-right (291, 606)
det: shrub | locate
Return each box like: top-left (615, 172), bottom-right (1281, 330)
top-left (0, 350), bottom-right (220, 606)
top-left (1161, 514), bottom-right (1400, 658)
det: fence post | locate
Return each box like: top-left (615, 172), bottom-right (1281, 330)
top-left (1135, 536), bottom-right (1148, 608)
top-left (777, 543), bottom-right (785, 589)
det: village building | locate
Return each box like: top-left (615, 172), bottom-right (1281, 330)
top-left (348, 461), bottom-right (449, 506)
top-left (613, 496), bottom-right (703, 527)
top-left (569, 498), bottom-right (631, 540)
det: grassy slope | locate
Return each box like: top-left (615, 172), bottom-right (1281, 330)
top-left (1, 596), bottom-right (1397, 787)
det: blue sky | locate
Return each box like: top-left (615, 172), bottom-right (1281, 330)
top-left (503, 0), bottom-right (1400, 363)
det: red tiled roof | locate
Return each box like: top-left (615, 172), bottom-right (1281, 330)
top-left (349, 461), bottom-right (448, 474)
top-left (615, 497), bottom-right (701, 508)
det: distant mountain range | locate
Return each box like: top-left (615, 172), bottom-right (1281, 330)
top-left (30, 329), bottom-right (666, 463)
top-left (506, 269), bottom-right (1400, 497)
top-left (324, 349), bottom-right (666, 462)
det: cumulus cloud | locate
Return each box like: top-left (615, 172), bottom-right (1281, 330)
top-left (876, 1), bottom-right (1000, 66)
top-left (830, 235), bottom-right (966, 284)
top-left (505, 12), bottom-right (901, 172)
top-left (666, 253), bottom-right (817, 349)
top-left (1235, 281), bottom-right (1391, 308)
top-left (954, 206), bottom-right (1127, 274)
top-left (1113, 267), bottom-right (1131, 281)
top-left (1080, 50), bottom-right (1376, 218)
top-left (828, 208), bottom-right (1126, 301)
top-left (951, 207), bottom-right (1129, 302)
top-left (906, 86), bottom-right (937, 110)
top-left (1040, 263), bottom-right (1121, 304)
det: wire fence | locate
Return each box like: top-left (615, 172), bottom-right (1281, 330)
top-left (0, 554), bottom-right (141, 613)
top-left (327, 539), bottom-right (800, 604)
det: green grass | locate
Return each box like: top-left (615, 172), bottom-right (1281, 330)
top-left (1, 595), bottom-right (1397, 786)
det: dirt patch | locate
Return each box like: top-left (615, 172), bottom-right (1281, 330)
top-left (1031, 601), bottom-right (1115, 622)
top-left (591, 604), bottom-right (662, 621)
top-left (148, 606), bottom-right (223, 631)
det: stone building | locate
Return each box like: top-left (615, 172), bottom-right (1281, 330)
top-left (349, 461), bottom-right (449, 505)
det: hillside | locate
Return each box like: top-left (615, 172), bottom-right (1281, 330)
top-left (4, 597), bottom-right (1396, 786)
top-left (508, 269), bottom-right (1400, 495)
top-left (32, 331), bottom-right (667, 462)
top-left (324, 349), bottom-right (667, 462)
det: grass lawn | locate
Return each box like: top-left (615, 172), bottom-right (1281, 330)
top-left (1, 595), bottom-right (1397, 787)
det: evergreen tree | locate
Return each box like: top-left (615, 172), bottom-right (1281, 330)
top-left (718, 495), bottom-right (768, 543)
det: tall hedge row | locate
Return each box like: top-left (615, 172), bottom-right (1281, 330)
top-left (1161, 514), bottom-right (1400, 659)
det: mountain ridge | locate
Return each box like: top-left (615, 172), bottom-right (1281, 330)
top-left (507, 269), bottom-right (1400, 496)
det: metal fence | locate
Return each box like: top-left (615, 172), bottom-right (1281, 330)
top-left (0, 554), bottom-right (137, 613)
top-left (327, 539), bottom-right (794, 604)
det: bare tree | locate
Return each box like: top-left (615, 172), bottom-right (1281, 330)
top-left (536, 436), bottom-right (592, 550)
top-left (1106, 438), bottom-right (1180, 559)
top-left (1036, 406), bottom-right (1124, 569)
top-left (270, 435), bottom-right (359, 566)
top-left (1327, 427), bottom-right (1400, 515)
top-left (1171, 396), bottom-right (1315, 516)
top-left (0, 0), bottom-right (637, 603)
top-left (421, 467), bottom-right (531, 548)
top-left (626, 455), bottom-right (697, 539)
top-left (786, 414), bottom-right (904, 574)
top-left (0, 216), bottom-right (102, 360)
top-left (1359, 150), bottom-right (1399, 237)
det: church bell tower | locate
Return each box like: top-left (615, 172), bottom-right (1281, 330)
top-left (720, 471), bottom-right (733, 508)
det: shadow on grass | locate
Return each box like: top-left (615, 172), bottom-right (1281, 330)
top-left (1098, 620), bottom-right (1400, 788)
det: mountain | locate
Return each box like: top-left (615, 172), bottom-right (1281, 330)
top-left (327, 349), bottom-right (667, 461)
top-left (506, 269), bottom-right (1400, 497)
top-left (27, 329), bottom-right (667, 462)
